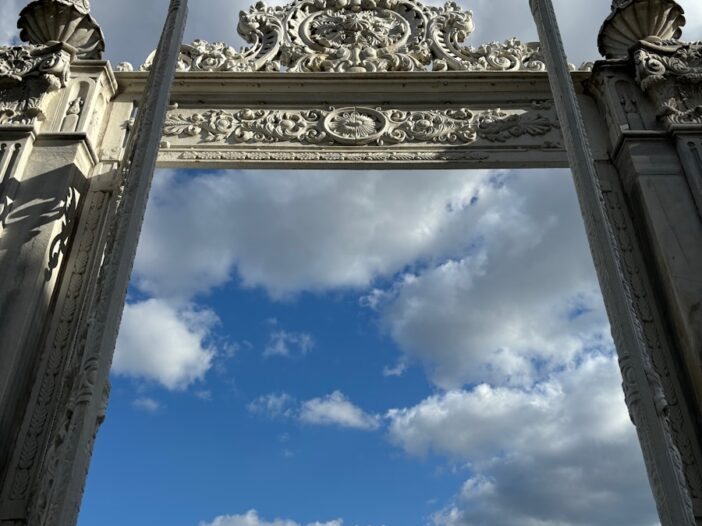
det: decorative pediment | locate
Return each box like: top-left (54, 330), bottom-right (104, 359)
top-left (140, 0), bottom-right (588, 73)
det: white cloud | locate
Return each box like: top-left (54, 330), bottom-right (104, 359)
top-left (132, 397), bottom-right (160, 412)
top-left (250, 391), bottom-right (380, 431)
top-left (382, 359), bottom-right (408, 378)
top-left (300, 391), bottom-right (381, 431)
top-left (113, 299), bottom-right (216, 390)
top-left (200, 510), bottom-right (342, 526)
top-left (248, 393), bottom-right (296, 418)
top-left (134, 169), bottom-right (490, 300)
top-left (370, 170), bottom-right (611, 389)
top-left (264, 330), bottom-right (315, 358)
top-left (387, 353), bottom-right (658, 526)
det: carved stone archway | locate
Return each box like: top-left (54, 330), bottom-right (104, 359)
top-left (0, 0), bottom-right (701, 525)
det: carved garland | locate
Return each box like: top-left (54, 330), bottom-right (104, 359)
top-left (163, 106), bottom-right (559, 146)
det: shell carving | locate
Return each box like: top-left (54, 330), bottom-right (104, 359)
top-left (598, 0), bottom-right (686, 59)
top-left (18, 0), bottom-right (105, 59)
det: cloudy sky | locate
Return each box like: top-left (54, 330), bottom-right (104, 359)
top-left (4, 0), bottom-right (702, 525)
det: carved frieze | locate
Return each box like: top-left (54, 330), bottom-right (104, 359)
top-left (0, 44), bottom-right (72, 126)
top-left (634, 40), bottom-right (702, 126)
top-left (163, 105), bottom-right (559, 147)
top-left (140, 0), bottom-right (590, 73)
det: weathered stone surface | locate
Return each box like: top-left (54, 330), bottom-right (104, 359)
top-left (598, 0), bottom-right (686, 59)
top-left (18, 0), bottom-right (105, 60)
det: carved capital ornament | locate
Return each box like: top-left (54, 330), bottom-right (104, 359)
top-left (0, 43), bottom-right (72, 125)
top-left (634, 39), bottom-right (702, 125)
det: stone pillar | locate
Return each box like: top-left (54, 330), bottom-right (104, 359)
top-left (584, 0), bottom-right (702, 523)
top-left (0, 2), bottom-right (133, 525)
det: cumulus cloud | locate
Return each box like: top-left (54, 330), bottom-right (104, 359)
top-left (113, 299), bottom-right (216, 390)
top-left (299, 391), bottom-right (381, 430)
top-left (200, 510), bottom-right (342, 526)
top-left (134, 169), bottom-right (490, 300)
top-left (388, 353), bottom-right (658, 526)
top-left (249, 391), bottom-right (380, 431)
top-left (369, 170), bottom-right (610, 389)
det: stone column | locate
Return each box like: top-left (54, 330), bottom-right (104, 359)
top-left (581, 0), bottom-right (702, 523)
top-left (0, 2), bottom-right (132, 525)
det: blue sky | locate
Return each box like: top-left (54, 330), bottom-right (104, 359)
top-left (4, 0), bottom-right (702, 524)
top-left (78, 168), bottom-right (657, 526)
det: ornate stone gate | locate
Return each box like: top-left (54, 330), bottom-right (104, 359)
top-left (0, 0), bottom-right (701, 525)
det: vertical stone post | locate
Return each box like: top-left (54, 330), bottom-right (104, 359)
top-left (531, 0), bottom-right (702, 524)
top-left (0, 1), bottom-right (131, 525)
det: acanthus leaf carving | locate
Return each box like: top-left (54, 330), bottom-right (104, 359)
top-left (0, 44), bottom-right (72, 126)
top-left (634, 40), bottom-right (702, 126)
top-left (163, 106), bottom-right (560, 147)
top-left (139, 0), bottom-right (590, 73)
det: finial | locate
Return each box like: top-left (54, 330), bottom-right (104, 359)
top-left (17, 0), bottom-right (105, 59)
top-left (598, 0), bottom-right (685, 59)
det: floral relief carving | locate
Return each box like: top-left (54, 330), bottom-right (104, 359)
top-left (634, 40), bottom-right (702, 126)
top-left (0, 44), bottom-right (72, 126)
top-left (140, 0), bottom-right (591, 73)
top-left (163, 106), bottom-right (559, 147)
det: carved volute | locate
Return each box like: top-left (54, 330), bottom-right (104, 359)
top-left (17, 0), bottom-right (105, 59)
top-left (598, 0), bottom-right (686, 59)
top-left (139, 0), bottom-right (593, 73)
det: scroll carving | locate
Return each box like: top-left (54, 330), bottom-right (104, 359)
top-left (25, 191), bottom-right (111, 525)
top-left (601, 184), bottom-right (702, 512)
top-left (634, 40), bottom-right (702, 126)
top-left (163, 106), bottom-right (559, 146)
top-left (140, 0), bottom-right (591, 73)
top-left (0, 44), bottom-right (72, 126)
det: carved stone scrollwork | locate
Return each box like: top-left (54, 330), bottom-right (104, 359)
top-left (142, 3), bottom-right (286, 72)
top-left (140, 0), bottom-right (590, 73)
top-left (18, 0), bottom-right (105, 60)
top-left (163, 106), bottom-right (559, 146)
top-left (0, 44), bottom-right (72, 126)
top-left (633, 40), bottom-right (702, 126)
